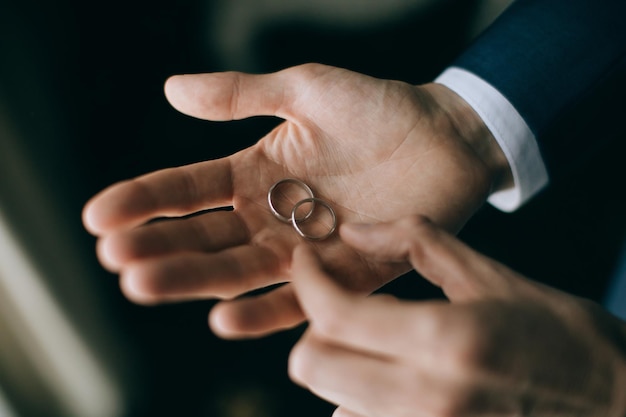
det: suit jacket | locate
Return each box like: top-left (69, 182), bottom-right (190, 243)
top-left (451, 0), bottom-right (626, 318)
top-left (453, 0), bottom-right (626, 181)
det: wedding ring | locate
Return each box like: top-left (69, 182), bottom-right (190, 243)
top-left (291, 197), bottom-right (337, 241)
top-left (268, 178), bottom-right (315, 223)
top-left (268, 178), bottom-right (337, 240)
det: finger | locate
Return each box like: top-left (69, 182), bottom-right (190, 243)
top-left (340, 216), bottom-right (519, 301)
top-left (332, 407), bottom-right (369, 417)
top-left (163, 63), bottom-right (332, 121)
top-left (83, 158), bottom-right (233, 235)
top-left (97, 210), bottom-right (248, 272)
top-left (291, 245), bottom-right (464, 360)
top-left (209, 284), bottom-right (305, 339)
top-left (119, 245), bottom-right (284, 304)
top-left (289, 331), bottom-right (440, 417)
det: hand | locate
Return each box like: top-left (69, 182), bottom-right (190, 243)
top-left (82, 63), bottom-right (510, 338)
top-left (289, 216), bottom-right (626, 417)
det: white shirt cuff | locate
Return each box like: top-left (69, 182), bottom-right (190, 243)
top-left (435, 67), bottom-right (549, 212)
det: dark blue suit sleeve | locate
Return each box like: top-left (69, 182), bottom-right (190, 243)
top-left (453, 0), bottom-right (626, 178)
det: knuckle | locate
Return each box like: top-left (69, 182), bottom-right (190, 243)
top-left (446, 345), bottom-right (482, 380)
top-left (292, 62), bottom-right (326, 76)
top-left (283, 63), bottom-right (332, 86)
top-left (228, 72), bottom-right (241, 119)
top-left (312, 307), bottom-right (350, 341)
top-left (127, 176), bottom-right (157, 212)
top-left (399, 214), bottom-right (432, 234)
top-left (175, 169), bottom-right (201, 212)
top-left (423, 311), bottom-right (487, 379)
top-left (398, 215), bottom-right (433, 253)
top-left (420, 307), bottom-right (450, 340)
top-left (445, 329), bottom-right (487, 380)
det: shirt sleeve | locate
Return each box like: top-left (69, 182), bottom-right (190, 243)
top-left (446, 0), bottom-right (626, 187)
top-left (435, 67), bottom-right (549, 212)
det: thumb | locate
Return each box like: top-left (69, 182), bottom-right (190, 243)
top-left (290, 244), bottom-right (416, 357)
top-left (163, 64), bottom-right (330, 122)
top-left (290, 244), bottom-right (363, 330)
top-left (164, 71), bottom-right (284, 121)
top-left (340, 216), bottom-right (520, 302)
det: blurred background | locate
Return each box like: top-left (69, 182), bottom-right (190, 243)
top-left (0, 0), bottom-right (625, 416)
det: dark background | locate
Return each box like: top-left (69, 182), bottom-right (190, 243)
top-left (1, 0), bottom-right (625, 416)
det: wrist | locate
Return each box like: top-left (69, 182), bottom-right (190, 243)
top-left (420, 82), bottom-right (513, 194)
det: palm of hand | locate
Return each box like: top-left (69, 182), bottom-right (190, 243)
top-left (83, 64), bottom-right (491, 337)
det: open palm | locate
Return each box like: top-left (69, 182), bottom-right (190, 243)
top-left (83, 64), bottom-right (496, 338)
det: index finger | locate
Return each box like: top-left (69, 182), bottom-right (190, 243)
top-left (82, 157), bottom-right (234, 235)
top-left (291, 245), bottom-right (458, 360)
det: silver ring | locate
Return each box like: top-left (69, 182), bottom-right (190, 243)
top-left (291, 197), bottom-right (337, 241)
top-left (268, 178), bottom-right (315, 223)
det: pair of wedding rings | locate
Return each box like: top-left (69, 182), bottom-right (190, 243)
top-left (267, 178), bottom-right (337, 241)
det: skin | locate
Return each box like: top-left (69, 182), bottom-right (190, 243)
top-left (82, 63), bottom-right (626, 416)
top-left (289, 216), bottom-right (626, 417)
top-left (82, 63), bottom-right (511, 338)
